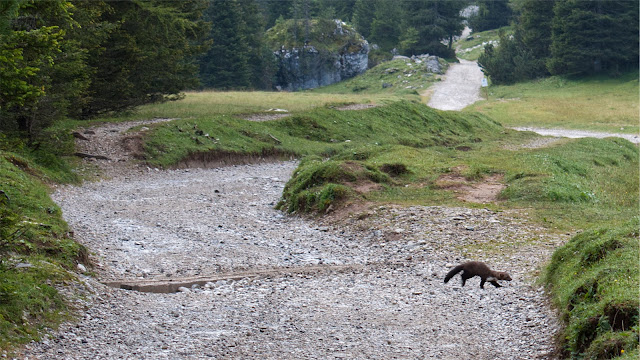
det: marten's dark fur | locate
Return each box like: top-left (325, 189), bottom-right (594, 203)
top-left (444, 261), bottom-right (512, 289)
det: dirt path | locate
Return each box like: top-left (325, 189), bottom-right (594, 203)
top-left (512, 127), bottom-right (640, 144)
top-left (425, 58), bottom-right (638, 144)
top-left (426, 59), bottom-right (484, 111)
top-left (22, 112), bottom-right (564, 358)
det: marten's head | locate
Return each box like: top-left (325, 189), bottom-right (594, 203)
top-left (496, 272), bottom-right (512, 281)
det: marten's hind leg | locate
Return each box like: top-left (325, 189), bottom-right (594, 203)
top-left (461, 272), bottom-right (472, 287)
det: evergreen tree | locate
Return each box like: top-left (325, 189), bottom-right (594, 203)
top-left (258, 0), bottom-right (293, 28)
top-left (519, 0), bottom-right (554, 61)
top-left (82, 0), bottom-right (209, 116)
top-left (469, 0), bottom-right (512, 32)
top-left (238, 0), bottom-right (276, 89)
top-left (478, 30), bottom-right (541, 84)
top-left (199, 0), bottom-right (251, 89)
top-left (352, 0), bottom-right (375, 38)
top-left (403, 0), bottom-right (465, 57)
top-left (0, 0), bottom-right (87, 135)
top-left (316, 0), bottom-right (356, 21)
top-left (369, 0), bottom-right (403, 51)
top-left (547, 0), bottom-right (639, 75)
top-left (517, 0), bottom-right (554, 78)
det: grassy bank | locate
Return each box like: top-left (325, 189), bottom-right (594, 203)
top-left (310, 57), bottom-right (448, 99)
top-left (455, 26), bottom-right (511, 61)
top-left (83, 91), bottom-right (397, 125)
top-left (142, 100), bottom-right (501, 168)
top-left (0, 134), bottom-right (86, 351)
top-left (544, 219), bottom-right (639, 359)
top-left (467, 72), bottom-right (639, 134)
top-left (138, 97), bottom-right (638, 233)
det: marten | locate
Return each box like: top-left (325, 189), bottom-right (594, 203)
top-left (444, 261), bottom-right (512, 289)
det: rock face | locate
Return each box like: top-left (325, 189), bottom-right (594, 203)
top-left (272, 20), bottom-right (369, 91)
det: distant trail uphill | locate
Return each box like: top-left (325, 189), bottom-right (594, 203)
top-left (426, 59), bottom-right (484, 111)
top-left (427, 57), bottom-right (639, 143)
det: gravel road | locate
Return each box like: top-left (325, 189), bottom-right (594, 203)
top-left (19, 61), bottom-right (567, 359)
top-left (427, 59), bottom-right (484, 111)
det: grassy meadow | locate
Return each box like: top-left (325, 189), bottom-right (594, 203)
top-left (467, 72), bottom-right (639, 134)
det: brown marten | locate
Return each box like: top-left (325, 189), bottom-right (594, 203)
top-left (444, 261), bottom-right (512, 289)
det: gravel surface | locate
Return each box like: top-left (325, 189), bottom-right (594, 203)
top-left (23, 159), bottom-right (564, 359)
top-left (19, 66), bottom-right (567, 359)
top-left (511, 127), bottom-right (640, 144)
top-left (427, 59), bottom-right (484, 111)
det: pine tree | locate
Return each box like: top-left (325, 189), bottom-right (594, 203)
top-left (238, 0), bottom-right (276, 89)
top-left (469, 0), bottom-right (512, 32)
top-left (519, 0), bottom-right (555, 61)
top-left (369, 0), bottom-right (403, 51)
top-left (318, 0), bottom-right (356, 21)
top-left (258, 0), bottom-right (293, 28)
top-left (403, 0), bottom-right (465, 57)
top-left (82, 0), bottom-right (209, 116)
top-left (548, 0), bottom-right (639, 75)
top-left (352, 0), bottom-right (375, 38)
top-left (0, 0), bottom-right (87, 134)
top-left (199, 0), bottom-right (252, 89)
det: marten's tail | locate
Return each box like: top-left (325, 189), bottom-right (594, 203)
top-left (444, 265), bottom-right (464, 283)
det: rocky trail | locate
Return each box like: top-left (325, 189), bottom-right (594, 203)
top-left (19, 62), bottom-right (576, 359)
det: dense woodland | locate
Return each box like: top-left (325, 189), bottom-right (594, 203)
top-left (1, 0), bottom-right (638, 137)
top-left (478, 0), bottom-right (639, 84)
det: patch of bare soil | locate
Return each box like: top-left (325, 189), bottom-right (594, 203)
top-left (73, 118), bottom-right (176, 179)
top-left (334, 103), bottom-right (379, 111)
top-left (242, 113), bottom-right (291, 122)
top-left (436, 172), bottom-right (505, 204)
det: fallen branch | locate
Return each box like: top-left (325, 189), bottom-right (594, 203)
top-left (268, 134), bottom-right (281, 144)
top-left (75, 152), bottom-right (111, 160)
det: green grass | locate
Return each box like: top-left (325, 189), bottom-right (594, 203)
top-left (310, 57), bottom-right (448, 99)
top-left (140, 98), bottom-right (638, 231)
top-left (87, 90), bottom-right (397, 125)
top-left (544, 218), bottom-right (639, 359)
top-left (142, 100), bottom-right (502, 167)
top-left (467, 72), bottom-right (639, 134)
top-left (0, 150), bottom-right (86, 351)
top-left (455, 26), bottom-right (511, 61)
top-left (277, 126), bottom-right (638, 231)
